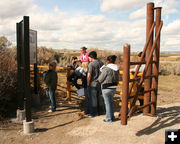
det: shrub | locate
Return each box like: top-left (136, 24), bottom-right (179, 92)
top-left (159, 63), bottom-right (180, 76)
top-left (174, 63), bottom-right (180, 75)
top-left (0, 36), bottom-right (18, 120)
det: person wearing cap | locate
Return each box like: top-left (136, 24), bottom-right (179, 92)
top-left (44, 62), bottom-right (58, 112)
top-left (80, 47), bottom-right (89, 63)
top-left (87, 51), bottom-right (104, 117)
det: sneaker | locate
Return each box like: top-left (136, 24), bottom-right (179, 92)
top-left (48, 109), bottom-right (56, 113)
top-left (48, 110), bottom-right (53, 113)
top-left (87, 114), bottom-right (93, 117)
top-left (103, 119), bottom-right (112, 122)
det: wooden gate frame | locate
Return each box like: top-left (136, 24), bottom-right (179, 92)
top-left (121, 3), bottom-right (163, 125)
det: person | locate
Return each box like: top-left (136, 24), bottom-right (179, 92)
top-left (81, 62), bottom-right (89, 114)
top-left (130, 52), bottom-right (145, 73)
top-left (80, 46), bottom-right (89, 63)
top-left (87, 51), bottom-right (104, 117)
top-left (67, 56), bottom-right (81, 89)
top-left (67, 56), bottom-right (86, 89)
top-left (68, 56), bottom-right (79, 71)
top-left (82, 62), bottom-right (88, 88)
top-left (130, 52), bottom-right (145, 107)
top-left (98, 55), bottom-right (119, 122)
top-left (44, 62), bottom-right (58, 112)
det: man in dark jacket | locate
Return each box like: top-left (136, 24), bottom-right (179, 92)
top-left (44, 62), bottom-right (58, 112)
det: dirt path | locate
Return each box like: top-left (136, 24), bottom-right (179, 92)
top-left (0, 75), bottom-right (180, 144)
top-left (0, 101), bottom-right (180, 144)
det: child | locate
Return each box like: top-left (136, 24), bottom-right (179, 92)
top-left (44, 62), bottom-right (58, 112)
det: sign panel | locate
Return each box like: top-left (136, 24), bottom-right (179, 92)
top-left (30, 29), bottom-right (37, 64)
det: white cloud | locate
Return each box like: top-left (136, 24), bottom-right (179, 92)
top-left (0, 0), bottom-right (179, 52)
top-left (101, 0), bottom-right (147, 12)
top-left (161, 19), bottom-right (180, 51)
top-left (101, 0), bottom-right (180, 13)
top-left (157, 0), bottom-right (180, 15)
top-left (0, 0), bottom-right (38, 43)
top-left (101, 0), bottom-right (180, 21)
top-left (129, 6), bottom-right (146, 20)
top-left (163, 20), bottom-right (180, 35)
top-left (29, 11), bottom-right (147, 50)
top-left (0, 0), bottom-right (35, 19)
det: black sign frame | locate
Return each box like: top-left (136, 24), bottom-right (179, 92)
top-left (16, 16), bottom-right (32, 122)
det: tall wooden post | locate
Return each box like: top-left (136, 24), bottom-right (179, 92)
top-left (151, 7), bottom-right (162, 116)
top-left (121, 44), bottom-right (130, 125)
top-left (66, 68), bottom-right (71, 100)
top-left (144, 2), bottom-right (154, 115)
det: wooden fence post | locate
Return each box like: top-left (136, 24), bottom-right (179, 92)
top-left (151, 7), bottom-right (162, 116)
top-left (121, 44), bottom-right (130, 125)
top-left (144, 2), bottom-right (154, 115)
top-left (66, 68), bottom-right (71, 100)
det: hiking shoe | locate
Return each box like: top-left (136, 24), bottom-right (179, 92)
top-left (103, 119), bottom-right (113, 122)
top-left (87, 114), bottom-right (93, 117)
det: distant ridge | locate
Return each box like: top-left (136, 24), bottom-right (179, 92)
top-left (161, 51), bottom-right (180, 53)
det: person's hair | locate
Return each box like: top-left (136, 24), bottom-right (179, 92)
top-left (81, 46), bottom-right (87, 50)
top-left (88, 51), bottom-right (97, 59)
top-left (72, 56), bottom-right (78, 60)
top-left (82, 62), bottom-right (88, 72)
top-left (49, 62), bottom-right (56, 67)
top-left (138, 51), bottom-right (145, 58)
top-left (107, 55), bottom-right (117, 64)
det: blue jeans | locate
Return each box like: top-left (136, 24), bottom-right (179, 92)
top-left (102, 88), bottom-right (116, 121)
top-left (89, 86), bottom-right (104, 116)
top-left (46, 88), bottom-right (56, 111)
top-left (85, 87), bottom-right (91, 114)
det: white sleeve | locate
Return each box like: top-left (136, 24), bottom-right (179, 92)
top-left (130, 65), bottom-right (137, 72)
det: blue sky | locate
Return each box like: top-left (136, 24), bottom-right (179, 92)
top-left (34, 0), bottom-right (101, 14)
top-left (0, 0), bottom-right (180, 52)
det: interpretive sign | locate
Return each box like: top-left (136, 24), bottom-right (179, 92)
top-left (29, 29), bottom-right (37, 64)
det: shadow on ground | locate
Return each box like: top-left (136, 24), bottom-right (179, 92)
top-left (34, 121), bottom-right (74, 133)
top-left (136, 106), bottom-right (180, 136)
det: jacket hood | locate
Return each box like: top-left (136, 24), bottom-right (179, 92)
top-left (107, 64), bottom-right (119, 71)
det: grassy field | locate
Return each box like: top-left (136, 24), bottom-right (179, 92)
top-left (158, 75), bottom-right (180, 91)
top-left (157, 75), bottom-right (180, 105)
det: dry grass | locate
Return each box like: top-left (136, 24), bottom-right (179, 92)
top-left (37, 47), bottom-right (180, 75)
top-left (158, 75), bottom-right (180, 105)
top-left (159, 62), bottom-right (180, 75)
top-left (0, 37), bottom-right (18, 120)
top-left (158, 75), bottom-right (180, 91)
top-left (160, 53), bottom-right (180, 61)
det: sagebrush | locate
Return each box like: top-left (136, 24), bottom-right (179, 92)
top-left (0, 36), bottom-right (18, 120)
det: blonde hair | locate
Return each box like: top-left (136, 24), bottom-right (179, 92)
top-left (82, 62), bottom-right (88, 72)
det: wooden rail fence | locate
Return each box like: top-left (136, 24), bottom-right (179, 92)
top-left (30, 65), bottom-right (143, 110)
